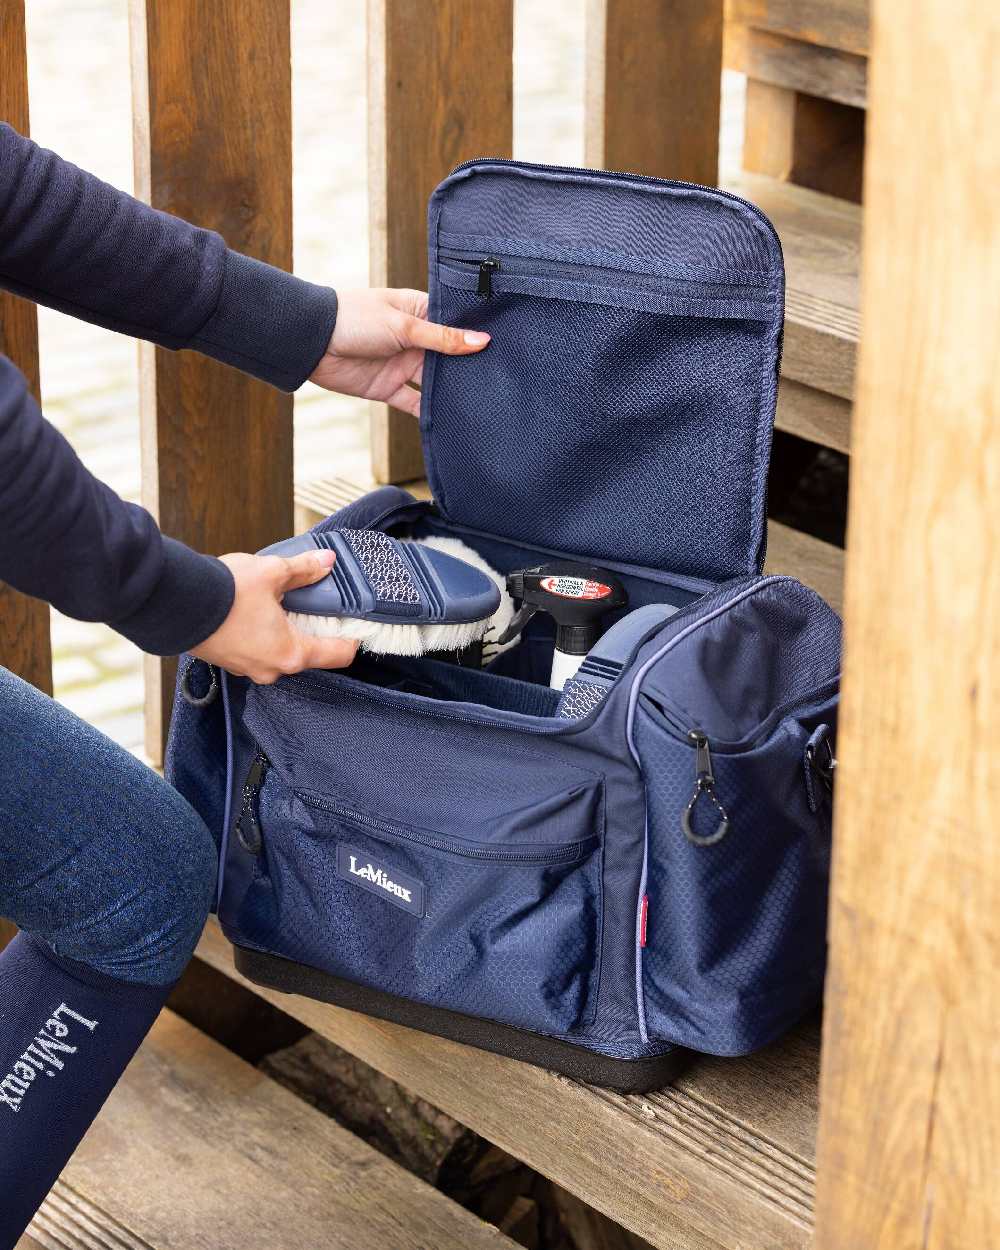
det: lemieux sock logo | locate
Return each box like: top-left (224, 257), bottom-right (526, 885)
top-left (336, 843), bottom-right (425, 917)
top-left (0, 1002), bottom-right (98, 1113)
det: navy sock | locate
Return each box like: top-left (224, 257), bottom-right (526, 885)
top-left (0, 932), bottom-right (172, 1247)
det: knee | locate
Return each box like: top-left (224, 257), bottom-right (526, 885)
top-left (56, 789), bottom-right (217, 989)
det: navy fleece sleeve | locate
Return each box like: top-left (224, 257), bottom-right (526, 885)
top-left (0, 124), bottom-right (338, 390)
top-left (0, 125), bottom-right (339, 654)
top-left (0, 356), bottom-right (234, 655)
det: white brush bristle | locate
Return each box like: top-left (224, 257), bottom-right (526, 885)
top-left (286, 535), bottom-right (518, 660)
top-left (285, 610), bottom-right (492, 656)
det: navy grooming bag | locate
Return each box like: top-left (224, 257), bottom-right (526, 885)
top-left (166, 160), bottom-right (841, 1092)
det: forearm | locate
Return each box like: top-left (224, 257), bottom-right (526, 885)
top-left (0, 125), bottom-right (337, 391)
top-left (0, 356), bottom-right (233, 655)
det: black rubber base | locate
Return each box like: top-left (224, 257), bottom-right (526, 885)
top-left (233, 945), bottom-right (692, 1092)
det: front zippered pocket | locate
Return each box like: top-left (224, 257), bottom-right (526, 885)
top-left (219, 731), bottom-right (606, 1037)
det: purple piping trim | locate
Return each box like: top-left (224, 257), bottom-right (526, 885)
top-left (216, 669), bottom-right (233, 913)
top-left (624, 576), bottom-right (787, 1042)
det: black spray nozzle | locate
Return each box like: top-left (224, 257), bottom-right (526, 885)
top-left (498, 562), bottom-right (628, 655)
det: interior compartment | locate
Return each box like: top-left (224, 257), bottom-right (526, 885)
top-left (336, 511), bottom-right (714, 717)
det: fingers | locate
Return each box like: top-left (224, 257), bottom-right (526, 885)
top-left (387, 383), bottom-right (422, 417)
top-left (397, 313), bottom-right (490, 356)
top-left (269, 548), bottom-right (335, 592)
top-left (386, 288), bottom-right (429, 319)
top-left (295, 634), bottom-right (361, 672)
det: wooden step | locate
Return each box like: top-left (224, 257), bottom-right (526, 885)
top-left (20, 1009), bottom-right (517, 1250)
top-left (197, 923), bottom-right (818, 1250)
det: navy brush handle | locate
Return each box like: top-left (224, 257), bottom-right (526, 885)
top-left (261, 529), bottom-right (501, 625)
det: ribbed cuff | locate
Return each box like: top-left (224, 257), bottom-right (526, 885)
top-left (187, 250), bottom-right (338, 392)
top-left (110, 536), bottom-right (235, 657)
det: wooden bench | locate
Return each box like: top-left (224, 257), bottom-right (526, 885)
top-left (19, 1009), bottom-right (519, 1250)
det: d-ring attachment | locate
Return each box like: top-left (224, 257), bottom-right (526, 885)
top-left (180, 660), bottom-right (219, 707)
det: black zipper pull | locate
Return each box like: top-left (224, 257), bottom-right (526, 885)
top-left (236, 750), bottom-right (269, 855)
top-left (477, 256), bottom-right (500, 297)
top-left (681, 730), bottom-right (731, 846)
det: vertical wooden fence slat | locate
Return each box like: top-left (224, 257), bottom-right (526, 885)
top-left (585, 0), bottom-right (724, 186)
top-left (0, 0), bottom-right (54, 697)
top-left (813, 1), bottom-right (1000, 1246)
top-left (367, 0), bottom-right (514, 485)
top-left (129, 0), bottom-right (294, 764)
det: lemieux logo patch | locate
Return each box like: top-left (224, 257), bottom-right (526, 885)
top-left (336, 843), bottom-right (425, 917)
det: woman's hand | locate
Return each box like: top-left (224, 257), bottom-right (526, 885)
top-left (191, 549), bottom-right (358, 684)
top-left (308, 288), bottom-right (490, 416)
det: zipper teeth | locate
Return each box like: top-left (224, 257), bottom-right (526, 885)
top-left (440, 250), bottom-right (770, 296)
top-left (296, 791), bottom-right (591, 865)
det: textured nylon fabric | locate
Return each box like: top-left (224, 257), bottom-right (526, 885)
top-left (435, 166), bottom-right (778, 275)
top-left (423, 161), bottom-right (784, 582)
top-left (641, 578), bottom-right (842, 743)
top-left (635, 697), bottom-right (836, 1055)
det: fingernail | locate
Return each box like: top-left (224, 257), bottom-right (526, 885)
top-left (463, 331), bottom-right (490, 347)
top-left (316, 550), bottom-right (335, 568)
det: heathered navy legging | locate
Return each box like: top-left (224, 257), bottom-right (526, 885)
top-left (0, 666), bottom-right (217, 1245)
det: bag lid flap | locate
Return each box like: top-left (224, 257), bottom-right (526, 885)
top-left (420, 160), bottom-right (784, 581)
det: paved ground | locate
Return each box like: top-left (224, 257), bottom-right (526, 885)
top-left (20, 0), bottom-right (744, 750)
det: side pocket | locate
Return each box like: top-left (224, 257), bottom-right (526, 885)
top-left (637, 697), bottom-right (837, 1055)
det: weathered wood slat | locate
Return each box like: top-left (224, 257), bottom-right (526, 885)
top-left (736, 28), bottom-right (867, 109)
top-left (775, 380), bottom-right (852, 456)
top-left (585, 0), bottom-right (723, 187)
top-left (129, 0), bottom-right (295, 765)
top-left (765, 522), bottom-right (844, 613)
top-left (368, 0), bottom-right (513, 486)
top-left (727, 171), bottom-right (860, 402)
top-left (728, 0), bottom-right (870, 57)
top-left (0, 0), bottom-right (53, 695)
top-left (199, 924), bottom-right (818, 1250)
top-left (24, 1009), bottom-right (517, 1250)
top-left (814, 1), bottom-right (1000, 1245)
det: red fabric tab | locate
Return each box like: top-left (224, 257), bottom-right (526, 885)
top-left (639, 894), bottom-right (649, 947)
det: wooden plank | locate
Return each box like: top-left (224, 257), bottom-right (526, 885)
top-left (368, 0), bottom-right (513, 485)
top-left (813, 2), bottom-right (1000, 1246)
top-left (24, 1010), bottom-right (517, 1250)
top-left (726, 171), bottom-right (861, 400)
top-left (728, 0), bottom-right (869, 57)
top-left (585, 0), bottom-right (724, 186)
top-left (741, 28), bottom-right (867, 110)
top-left (765, 521), bottom-right (844, 613)
top-left (775, 380), bottom-right (852, 456)
top-left (129, 0), bottom-right (294, 766)
top-left (0, 0), bottom-right (53, 695)
top-left (197, 922), bottom-right (818, 1250)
